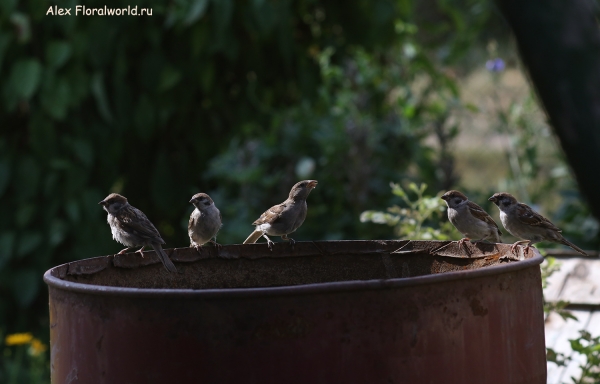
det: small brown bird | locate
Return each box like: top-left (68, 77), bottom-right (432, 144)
top-left (441, 190), bottom-right (502, 249)
top-left (489, 192), bottom-right (587, 256)
top-left (188, 193), bottom-right (222, 251)
top-left (243, 180), bottom-right (318, 250)
top-left (99, 193), bottom-right (177, 272)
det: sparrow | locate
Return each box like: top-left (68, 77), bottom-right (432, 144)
top-left (441, 190), bottom-right (502, 250)
top-left (489, 192), bottom-right (587, 256)
top-left (243, 180), bottom-right (318, 250)
top-left (188, 193), bottom-right (222, 251)
top-left (99, 193), bottom-right (178, 272)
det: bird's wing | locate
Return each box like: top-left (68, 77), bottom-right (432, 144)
top-left (466, 201), bottom-right (502, 234)
top-left (515, 203), bottom-right (561, 232)
top-left (188, 212), bottom-right (197, 231)
top-left (252, 202), bottom-right (287, 225)
top-left (117, 206), bottom-right (165, 243)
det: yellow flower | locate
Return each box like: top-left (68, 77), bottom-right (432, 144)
top-left (5, 332), bottom-right (33, 346)
top-left (29, 339), bottom-right (47, 356)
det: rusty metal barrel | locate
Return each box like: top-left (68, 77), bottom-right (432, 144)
top-left (44, 240), bottom-right (546, 384)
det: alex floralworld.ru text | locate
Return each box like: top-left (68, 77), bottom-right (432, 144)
top-left (46, 5), bottom-right (152, 16)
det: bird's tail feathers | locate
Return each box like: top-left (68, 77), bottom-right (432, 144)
top-left (151, 244), bottom-right (178, 272)
top-left (559, 237), bottom-right (588, 256)
top-left (243, 230), bottom-right (263, 244)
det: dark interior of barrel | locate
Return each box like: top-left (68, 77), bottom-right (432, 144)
top-left (56, 240), bottom-right (527, 289)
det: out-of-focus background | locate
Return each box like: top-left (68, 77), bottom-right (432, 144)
top-left (1, 0), bottom-right (598, 382)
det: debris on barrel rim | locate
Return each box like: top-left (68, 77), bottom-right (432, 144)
top-left (45, 240), bottom-right (541, 294)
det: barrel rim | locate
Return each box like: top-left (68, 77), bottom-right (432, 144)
top-left (43, 240), bottom-right (544, 298)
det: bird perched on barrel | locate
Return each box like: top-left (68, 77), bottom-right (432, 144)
top-left (99, 193), bottom-right (177, 272)
top-left (441, 190), bottom-right (502, 252)
top-left (489, 192), bottom-right (587, 256)
top-left (188, 193), bottom-right (222, 251)
top-left (243, 180), bottom-right (318, 250)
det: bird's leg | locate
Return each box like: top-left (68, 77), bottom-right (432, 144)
top-left (117, 247), bottom-right (133, 255)
top-left (192, 243), bottom-right (203, 254)
top-left (501, 240), bottom-right (529, 261)
top-left (510, 240), bottom-right (530, 255)
top-left (281, 234), bottom-right (295, 250)
top-left (262, 234), bottom-right (275, 251)
top-left (522, 241), bottom-right (532, 255)
top-left (457, 238), bottom-right (470, 247)
top-left (457, 238), bottom-right (471, 256)
top-left (136, 246), bottom-right (146, 258)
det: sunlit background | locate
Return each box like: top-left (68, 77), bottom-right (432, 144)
top-left (1, 0), bottom-right (598, 381)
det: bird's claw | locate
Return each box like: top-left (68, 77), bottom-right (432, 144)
top-left (210, 240), bottom-right (222, 250)
top-left (510, 242), bottom-right (527, 255)
top-left (192, 244), bottom-right (203, 254)
top-left (136, 246), bottom-right (146, 258)
top-left (281, 235), bottom-right (296, 250)
top-left (267, 240), bottom-right (274, 251)
top-left (456, 238), bottom-right (471, 256)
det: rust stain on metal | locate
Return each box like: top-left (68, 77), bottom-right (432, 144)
top-left (45, 240), bottom-right (547, 384)
top-left (469, 297), bottom-right (489, 317)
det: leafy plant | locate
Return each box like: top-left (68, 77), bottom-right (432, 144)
top-left (361, 182), bottom-right (453, 240)
top-left (2, 332), bottom-right (49, 384)
top-left (541, 256), bottom-right (576, 321)
top-left (569, 331), bottom-right (600, 384)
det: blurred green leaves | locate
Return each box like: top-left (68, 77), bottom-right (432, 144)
top-left (90, 72), bottom-right (112, 123)
top-left (4, 59), bottom-right (41, 109)
top-left (361, 183), bottom-right (453, 240)
top-left (45, 41), bottom-right (71, 70)
top-left (0, 160), bottom-right (11, 198)
top-left (0, 0), bottom-right (501, 368)
top-left (11, 269), bottom-right (39, 308)
top-left (0, 232), bottom-right (16, 271)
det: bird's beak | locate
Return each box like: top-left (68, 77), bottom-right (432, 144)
top-left (98, 200), bottom-right (105, 206)
top-left (307, 180), bottom-right (318, 188)
top-left (440, 195), bottom-right (448, 201)
top-left (488, 196), bottom-right (496, 202)
top-left (189, 198), bottom-right (195, 204)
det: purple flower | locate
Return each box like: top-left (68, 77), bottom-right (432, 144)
top-left (486, 58), bottom-right (505, 72)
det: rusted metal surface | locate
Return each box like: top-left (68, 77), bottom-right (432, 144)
top-left (44, 240), bottom-right (546, 384)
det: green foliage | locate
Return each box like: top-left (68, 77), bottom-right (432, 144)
top-left (569, 331), bottom-right (600, 384)
top-left (361, 182), bottom-right (453, 240)
top-left (487, 75), bottom-right (599, 248)
top-left (1, 332), bottom-right (49, 384)
top-left (542, 256), bottom-right (600, 384)
top-left (9, 0), bottom-right (594, 381)
top-left (541, 256), bottom-right (576, 321)
top-left (0, 0), bottom-right (496, 349)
